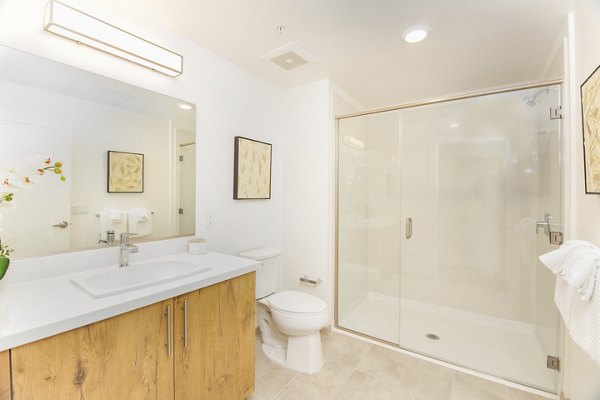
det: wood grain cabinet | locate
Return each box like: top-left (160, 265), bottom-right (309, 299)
top-left (174, 272), bottom-right (255, 400)
top-left (7, 272), bottom-right (255, 400)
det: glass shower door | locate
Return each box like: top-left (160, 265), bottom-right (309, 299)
top-left (337, 110), bottom-right (402, 344)
top-left (397, 86), bottom-right (561, 392)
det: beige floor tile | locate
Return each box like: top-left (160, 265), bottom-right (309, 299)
top-left (450, 372), bottom-right (508, 400)
top-left (395, 386), bottom-right (439, 400)
top-left (274, 360), bottom-right (354, 400)
top-left (355, 345), bottom-right (412, 384)
top-left (507, 387), bottom-right (550, 400)
top-left (320, 326), bottom-right (337, 345)
top-left (256, 334), bottom-right (268, 366)
top-left (333, 370), bottom-right (398, 400)
top-left (248, 393), bottom-right (266, 400)
top-left (254, 359), bottom-right (300, 400)
top-left (399, 358), bottom-right (454, 400)
top-left (323, 332), bottom-right (373, 368)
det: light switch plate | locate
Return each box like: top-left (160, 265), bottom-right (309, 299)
top-left (71, 203), bottom-right (89, 215)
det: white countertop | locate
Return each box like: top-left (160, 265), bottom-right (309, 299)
top-left (0, 251), bottom-right (259, 351)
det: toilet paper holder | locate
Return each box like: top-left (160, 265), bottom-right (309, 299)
top-left (300, 275), bottom-right (322, 286)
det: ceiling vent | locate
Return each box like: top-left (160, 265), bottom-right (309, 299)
top-left (261, 42), bottom-right (315, 71)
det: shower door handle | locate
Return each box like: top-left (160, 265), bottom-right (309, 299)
top-left (536, 213), bottom-right (552, 236)
top-left (406, 218), bottom-right (413, 239)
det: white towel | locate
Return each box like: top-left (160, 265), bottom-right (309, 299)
top-left (127, 208), bottom-right (152, 238)
top-left (539, 240), bottom-right (600, 301)
top-left (98, 209), bottom-right (127, 241)
top-left (556, 270), bottom-right (600, 366)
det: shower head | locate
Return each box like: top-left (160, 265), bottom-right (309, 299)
top-left (523, 87), bottom-right (552, 107)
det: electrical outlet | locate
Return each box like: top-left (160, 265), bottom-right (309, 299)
top-left (206, 212), bottom-right (215, 228)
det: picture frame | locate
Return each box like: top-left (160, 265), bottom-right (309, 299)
top-left (581, 64), bottom-right (600, 194)
top-left (233, 136), bottom-right (272, 200)
top-left (107, 150), bottom-right (144, 193)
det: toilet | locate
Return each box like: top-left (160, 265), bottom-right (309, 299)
top-left (239, 247), bottom-right (328, 374)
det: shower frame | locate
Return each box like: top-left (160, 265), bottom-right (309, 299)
top-left (333, 79), bottom-right (564, 391)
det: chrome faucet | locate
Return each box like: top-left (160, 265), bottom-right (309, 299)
top-left (119, 233), bottom-right (138, 267)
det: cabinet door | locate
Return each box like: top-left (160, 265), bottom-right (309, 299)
top-left (175, 272), bottom-right (255, 400)
top-left (11, 299), bottom-right (174, 400)
top-left (0, 351), bottom-right (10, 400)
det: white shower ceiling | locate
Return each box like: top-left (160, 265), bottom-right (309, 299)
top-left (90, 0), bottom-right (572, 108)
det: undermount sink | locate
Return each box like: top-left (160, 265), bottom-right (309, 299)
top-left (71, 261), bottom-right (211, 298)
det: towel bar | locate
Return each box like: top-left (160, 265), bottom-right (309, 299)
top-left (96, 211), bottom-right (154, 217)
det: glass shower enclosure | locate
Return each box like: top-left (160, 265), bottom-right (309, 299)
top-left (336, 84), bottom-right (562, 393)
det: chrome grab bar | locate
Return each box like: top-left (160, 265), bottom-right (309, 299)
top-left (183, 299), bottom-right (189, 350)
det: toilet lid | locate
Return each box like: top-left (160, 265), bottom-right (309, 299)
top-left (267, 291), bottom-right (327, 315)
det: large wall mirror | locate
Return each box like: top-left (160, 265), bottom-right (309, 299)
top-left (0, 45), bottom-right (196, 258)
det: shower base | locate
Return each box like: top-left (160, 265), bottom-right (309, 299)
top-left (338, 292), bottom-right (556, 393)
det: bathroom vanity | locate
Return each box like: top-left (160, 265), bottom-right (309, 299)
top-left (0, 244), bottom-right (258, 400)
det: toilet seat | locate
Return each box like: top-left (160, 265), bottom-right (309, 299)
top-left (266, 291), bottom-right (327, 316)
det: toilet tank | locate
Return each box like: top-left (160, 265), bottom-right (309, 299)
top-left (239, 247), bottom-right (282, 299)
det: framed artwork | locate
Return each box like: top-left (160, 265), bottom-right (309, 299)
top-left (233, 136), bottom-right (272, 199)
top-left (582, 64), bottom-right (600, 194)
top-left (107, 151), bottom-right (144, 193)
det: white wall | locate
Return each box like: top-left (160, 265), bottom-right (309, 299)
top-left (282, 80), bottom-right (332, 308)
top-left (0, 0), bottom-right (285, 257)
top-left (280, 80), bottom-right (360, 315)
top-left (561, 1), bottom-right (600, 399)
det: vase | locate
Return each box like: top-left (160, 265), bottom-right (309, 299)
top-left (0, 256), bottom-right (9, 280)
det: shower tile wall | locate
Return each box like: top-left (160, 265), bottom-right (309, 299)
top-left (397, 98), bottom-right (546, 324)
top-left (339, 92), bottom-right (560, 325)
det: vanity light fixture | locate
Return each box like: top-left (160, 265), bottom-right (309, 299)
top-left (403, 26), bottom-right (429, 43)
top-left (43, 0), bottom-right (183, 77)
top-left (178, 103), bottom-right (192, 110)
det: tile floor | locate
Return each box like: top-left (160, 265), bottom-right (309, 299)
top-left (249, 329), bottom-right (550, 400)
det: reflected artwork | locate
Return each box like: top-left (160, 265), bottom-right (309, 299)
top-left (107, 151), bottom-right (144, 193)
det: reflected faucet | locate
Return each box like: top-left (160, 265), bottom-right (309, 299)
top-left (98, 230), bottom-right (116, 245)
top-left (119, 233), bottom-right (138, 267)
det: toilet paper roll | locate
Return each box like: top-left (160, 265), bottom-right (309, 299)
top-left (188, 238), bottom-right (207, 255)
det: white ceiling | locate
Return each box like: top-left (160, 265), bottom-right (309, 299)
top-left (97, 0), bottom-right (571, 109)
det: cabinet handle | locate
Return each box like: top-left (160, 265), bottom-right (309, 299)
top-left (406, 217), bottom-right (413, 239)
top-left (182, 299), bottom-right (189, 350)
top-left (165, 305), bottom-right (172, 356)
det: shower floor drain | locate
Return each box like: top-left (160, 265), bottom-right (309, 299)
top-left (425, 333), bottom-right (440, 340)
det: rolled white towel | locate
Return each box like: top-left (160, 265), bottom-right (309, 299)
top-left (540, 240), bottom-right (600, 301)
top-left (539, 240), bottom-right (596, 273)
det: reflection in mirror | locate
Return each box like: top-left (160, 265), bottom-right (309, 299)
top-left (0, 45), bottom-right (196, 258)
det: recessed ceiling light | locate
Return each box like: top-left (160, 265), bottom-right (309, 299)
top-left (450, 122), bottom-right (459, 129)
top-left (404, 26), bottom-right (429, 43)
top-left (178, 103), bottom-right (192, 110)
